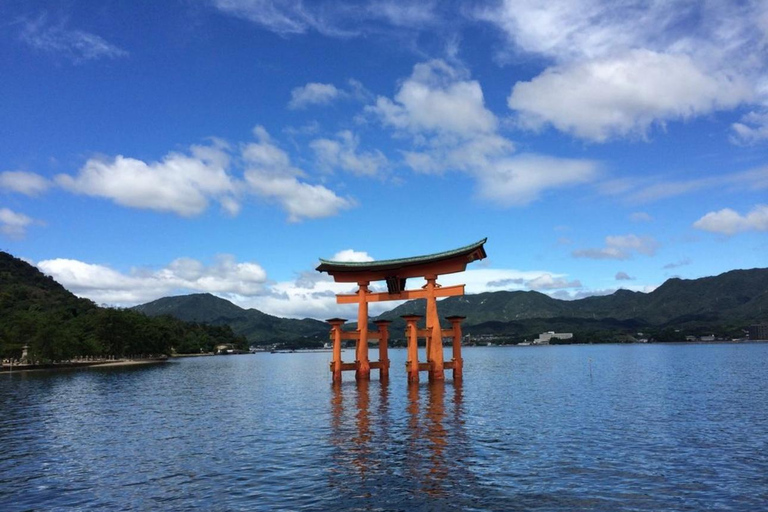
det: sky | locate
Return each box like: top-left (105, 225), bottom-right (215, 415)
top-left (1, 0), bottom-right (767, 320)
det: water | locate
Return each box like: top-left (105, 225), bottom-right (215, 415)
top-left (2, 344), bottom-right (767, 511)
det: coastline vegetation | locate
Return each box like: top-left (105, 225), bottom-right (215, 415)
top-left (0, 252), bottom-right (247, 362)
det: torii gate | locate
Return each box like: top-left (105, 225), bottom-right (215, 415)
top-left (316, 239), bottom-right (487, 383)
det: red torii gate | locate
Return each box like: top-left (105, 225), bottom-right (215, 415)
top-left (316, 239), bottom-right (487, 383)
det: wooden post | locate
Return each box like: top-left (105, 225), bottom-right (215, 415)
top-left (446, 316), bottom-right (465, 381)
top-left (326, 318), bottom-right (347, 383)
top-left (402, 314), bottom-right (422, 383)
top-left (424, 276), bottom-right (445, 382)
top-left (374, 320), bottom-right (391, 381)
top-left (356, 282), bottom-right (371, 381)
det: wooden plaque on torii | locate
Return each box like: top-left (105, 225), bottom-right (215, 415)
top-left (316, 238), bottom-right (487, 383)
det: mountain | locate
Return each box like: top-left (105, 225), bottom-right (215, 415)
top-left (0, 252), bottom-right (246, 360)
top-left (374, 268), bottom-right (768, 336)
top-left (134, 268), bottom-right (768, 344)
top-left (133, 293), bottom-right (329, 344)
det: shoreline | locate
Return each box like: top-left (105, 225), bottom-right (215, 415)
top-left (1, 358), bottom-right (169, 373)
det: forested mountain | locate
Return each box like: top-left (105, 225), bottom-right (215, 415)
top-left (0, 252), bottom-right (246, 360)
top-left (135, 267), bottom-right (768, 344)
top-left (133, 294), bottom-right (329, 344)
top-left (374, 268), bottom-right (768, 340)
top-left (4, 245), bottom-right (766, 358)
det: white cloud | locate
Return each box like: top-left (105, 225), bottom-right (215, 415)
top-left (20, 13), bottom-right (128, 62)
top-left (693, 204), bottom-right (768, 235)
top-left (51, 127), bottom-right (353, 222)
top-left (243, 126), bottom-right (355, 221)
top-left (34, 252), bottom-right (590, 319)
top-left (602, 166), bottom-right (768, 203)
top-left (526, 274), bottom-right (582, 290)
top-left (330, 249), bottom-right (374, 262)
top-left (615, 272), bottom-right (634, 281)
top-left (37, 254), bottom-right (268, 305)
top-left (0, 208), bottom-right (37, 238)
top-left (630, 212), bottom-right (653, 222)
top-left (0, 171), bottom-right (51, 196)
top-left (478, 1), bottom-right (766, 141)
top-left (210, 0), bottom-right (440, 37)
top-left (310, 131), bottom-right (387, 176)
top-left (573, 234), bottom-right (660, 260)
top-left (731, 111), bottom-right (768, 144)
top-left (437, 267), bottom-right (581, 295)
top-left (474, 154), bottom-right (598, 206)
top-left (370, 59), bottom-right (598, 204)
top-left (36, 252), bottom-right (364, 319)
top-left (56, 142), bottom-right (239, 217)
top-left (370, 60), bottom-right (497, 137)
top-left (508, 50), bottom-right (752, 142)
top-left (288, 82), bottom-right (342, 109)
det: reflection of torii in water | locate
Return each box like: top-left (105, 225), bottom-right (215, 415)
top-left (317, 239), bottom-right (487, 383)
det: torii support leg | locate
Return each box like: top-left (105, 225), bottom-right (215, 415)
top-left (402, 315), bottom-right (422, 383)
top-left (374, 320), bottom-right (391, 381)
top-left (424, 276), bottom-right (445, 382)
top-left (355, 282), bottom-right (371, 381)
top-left (446, 316), bottom-right (465, 380)
top-left (326, 318), bottom-right (347, 383)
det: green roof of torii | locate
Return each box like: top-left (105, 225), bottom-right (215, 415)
top-left (316, 238), bottom-right (487, 285)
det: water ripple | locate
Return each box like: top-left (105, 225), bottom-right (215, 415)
top-left (1, 344), bottom-right (767, 510)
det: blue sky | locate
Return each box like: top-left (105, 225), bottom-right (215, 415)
top-left (1, 0), bottom-right (766, 319)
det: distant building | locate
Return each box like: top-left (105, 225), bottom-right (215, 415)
top-left (748, 324), bottom-right (768, 341)
top-left (215, 343), bottom-right (235, 355)
top-left (533, 331), bottom-right (573, 345)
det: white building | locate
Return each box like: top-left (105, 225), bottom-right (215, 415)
top-left (533, 331), bottom-right (573, 345)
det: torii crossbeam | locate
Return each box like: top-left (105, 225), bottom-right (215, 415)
top-left (317, 238), bottom-right (487, 383)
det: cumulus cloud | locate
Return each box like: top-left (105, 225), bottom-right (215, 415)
top-left (310, 131), bottom-right (387, 177)
top-left (36, 252), bottom-right (368, 319)
top-left (330, 249), bottom-right (374, 262)
top-left (36, 251), bottom-right (590, 319)
top-left (693, 204), bottom-right (768, 235)
top-left (56, 142), bottom-right (239, 217)
top-left (288, 83), bottom-right (342, 109)
top-left (731, 111), bottom-right (768, 144)
top-left (508, 50), bottom-right (752, 142)
top-left (243, 126), bottom-right (355, 221)
top-left (0, 208), bottom-right (38, 238)
top-left (20, 13), bottom-right (128, 62)
top-left (370, 59), bottom-right (598, 204)
top-left (573, 234), bottom-right (660, 260)
top-left (477, 0), bottom-right (765, 142)
top-left (370, 60), bottom-right (497, 137)
top-left (0, 171), bottom-right (51, 196)
top-left (615, 272), bottom-right (634, 281)
top-left (52, 128), bottom-right (352, 222)
top-left (38, 254), bottom-right (268, 305)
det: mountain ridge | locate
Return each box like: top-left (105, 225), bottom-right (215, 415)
top-left (132, 267), bottom-right (768, 343)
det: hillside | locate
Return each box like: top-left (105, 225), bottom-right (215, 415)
top-left (374, 268), bottom-right (768, 336)
top-left (0, 252), bottom-right (246, 360)
top-left (133, 293), bottom-right (329, 344)
top-left (134, 267), bottom-right (768, 344)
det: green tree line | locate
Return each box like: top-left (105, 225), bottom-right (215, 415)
top-left (0, 282), bottom-right (247, 362)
